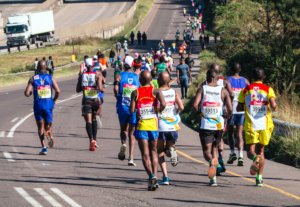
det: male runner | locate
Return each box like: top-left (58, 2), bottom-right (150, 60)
top-left (183, 30), bottom-right (187, 40)
top-left (157, 72), bottom-right (184, 185)
top-left (226, 62), bottom-right (250, 166)
top-left (114, 56), bottom-right (139, 166)
top-left (167, 48), bottom-right (172, 57)
top-left (151, 70), bottom-right (159, 88)
top-left (155, 56), bottom-right (170, 76)
top-left (141, 57), bottom-right (151, 72)
top-left (147, 53), bottom-right (153, 68)
top-left (79, 55), bottom-right (89, 75)
top-left (172, 41), bottom-right (177, 54)
top-left (237, 67), bottom-right (277, 186)
top-left (183, 8), bottom-right (186, 17)
top-left (129, 70), bottom-right (166, 191)
top-left (93, 55), bottom-right (101, 70)
top-left (158, 40), bottom-right (165, 50)
top-left (100, 54), bottom-right (109, 81)
top-left (76, 58), bottom-right (105, 151)
top-left (24, 60), bottom-right (60, 155)
top-left (154, 51), bottom-right (160, 67)
top-left (201, 63), bottom-right (234, 175)
top-left (193, 69), bottom-right (233, 186)
top-left (175, 33), bottom-right (179, 46)
top-left (114, 55), bottom-right (124, 79)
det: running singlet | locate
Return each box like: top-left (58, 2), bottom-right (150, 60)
top-left (93, 69), bottom-right (104, 99)
top-left (33, 74), bottom-right (54, 111)
top-left (238, 82), bottom-right (275, 131)
top-left (175, 34), bottom-right (179, 40)
top-left (179, 46), bottom-right (184, 54)
top-left (94, 62), bottom-right (100, 70)
top-left (100, 59), bottom-right (107, 70)
top-left (158, 89), bottom-right (180, 131)
top-left (157, 63), bottom-right (166, 74)
top-left (206, 77), bottom-right (224, 87)
top-left (228, 76), bottom-right (247, 114)
top-left (154, 55), bottom-right (159, 64)
top-left (140, 62), bottom-right (149, 72)
top-left (116, 72), bottom-right (140, 114)
top-left (172, 43), bottom-right (176, 49)
top-left (136, 86), bottom-right (158, 131)
top-left (147, 56), bottom-right (152, 65)
top-left (167, 50), bottom-right (172, 56)
top-left (82, 72), bottom-right (98, 99)
top-left (152, 79), bottom-right (159, 88)
top-left (200, 85), bottom-right (224, 130)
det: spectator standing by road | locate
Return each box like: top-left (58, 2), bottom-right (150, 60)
top-left (116, 41), bottom-right (121, 55)
top-left (177, 57), bottom-right (193, 99)
top-left (123, 40), bottom-right (128, 55)
top-left (109, 49), bottom-right (115, 66)
top-left (142, 32), bottom-right (147, 45)
top-left (198, 4), bottom-right (202, 13)
top-left (220, 33), bottom-right (222, 40)
top-left (199, 35), bottom-right (203, 46)
top-left (96, 49), bottom-right (102, 59)
top-left (202, 23), bottom-right (205, 34)
top-left (207, 34), bottom-right (210, 45)
top-left (130, 31), bottom-right (135, 45)
top-left (46, 56), bottom-right (54, 76)
top-left (214, 34), bottom-right (217, 43)
top-left (204, 35), bottom-right (207, 45)
top-left (201, 38), bottom-right (206, 51)
top-left (137, 31), bottom-right (142, 45)
top-left (34, 58), bottom-right (38, 75)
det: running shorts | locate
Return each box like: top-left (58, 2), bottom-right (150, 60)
top-left (82, 98), bottom-right (100, 116)
top-left (245, 126), bottom-right (274, 146)
top-left (99, 97), bottom-right (104, 106)
top-left (199, 129), bottom-right (223, 146)
top-left (118, 113), bottom-right (136, 125)
top-left (114, 71), bottom-right (122, 77)
top-left (228, 114), bottom-right (245, 126)
top-left (158, 131), bottom-right (178, 142)
top-left (34, 109), bottom-right (53, 123)
top-left (134, 130), bottom-right (159, 141)
top-left (102, 70), bottom-right (107, 78)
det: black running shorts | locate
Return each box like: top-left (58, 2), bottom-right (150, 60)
top-left (82, 98), bottom-right (100, 116)
top-left (199, 129), bottom-right (223, 146)
top-left (102, 70), bottom-right (107, 78)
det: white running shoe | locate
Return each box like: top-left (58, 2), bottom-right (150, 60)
top-left (169, 146), bottom-right (178, 167)
top-left (128, 158), bottom-right (136, 166)
top-left (95, 141), bottom-right (99, 148)
top-left (97, 116), bottom-right (102, 129)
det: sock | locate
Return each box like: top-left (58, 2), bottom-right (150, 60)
top-left (86, 122), bottom-right (93, 140)
top-left (231, 149), bottom-right (235, 155)
top-left (120, 131), bottom-right (127, 143)
top-left (253, 155), bottom-right (257, 161)
top-left (92, 120), bottom-right (97, 141)
top-left (218, 157), bottom-right (223, 162)
top-left (210, 176), bottom-right (216, 181)
top-left (257, 174), bottom-right (262, 180)
top-left (238, 150), bottom-right (243, 158)
top-left (209, 159), bottom-right (212, 163)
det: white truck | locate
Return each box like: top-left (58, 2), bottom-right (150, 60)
top-left (3, 10), bottom-right (55, 47)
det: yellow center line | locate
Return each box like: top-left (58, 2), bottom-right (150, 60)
top-left (145, 0), bottom-right (163, 32)
top-left (170, 77), bottom-right (177, 85)
top-left (176, 150), bottom-right (300, 200)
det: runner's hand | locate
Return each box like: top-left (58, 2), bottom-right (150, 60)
top-left (177, 79), bottom-right (180, 85)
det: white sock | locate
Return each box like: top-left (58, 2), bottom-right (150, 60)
top-left (231, 149), bottom-right (235, 155)
top-left (238, 150), bottom-right (243, 158)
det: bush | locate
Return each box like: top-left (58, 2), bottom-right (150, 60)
top-left (10, 65), bottom-right (24, 73)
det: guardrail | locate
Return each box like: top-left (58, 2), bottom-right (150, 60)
top-left (0, 41), bottom-right (59, 55)
top-left (273, 119), bottom-right (300, 138)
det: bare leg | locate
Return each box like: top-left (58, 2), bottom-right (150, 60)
top-left (149, 139), bottom-right (158, 177)
top-left (218, 139), bottom-right (224, 159)
top-left (119, 122), bottom-right (128, 145)
top-left (157, 139), bottom-right (167, 178)
top-left (138, 139), bottom-right (152, 176)
top-left (236, 125), bottom-right (244, 151)
top-left (128, 124), bottom-right (136, 159)
top-left (227, 125), bottom-right (235, 151)
top-left (36, 120), bottom-right (45, 147)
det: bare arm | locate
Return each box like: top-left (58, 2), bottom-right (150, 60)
top-left (114, 74), bottom-right (121, 99)
top-left (24, 77), bottom-right (33, 97)
top-left (237, 103), bottom-right (244, 112)
top-left (223, 88), bottom-right (233, 119)
top-left (52, 78), bottom-right (60, 104)
top-left (175, 91), bottom-right (184, 114)
top-left (96, 74), bottom-right (105, 93)
top-left (192, 87), bottom-right (203, 114)
top-left (245, 78), bottom-right (250, 86)
top-left (153, 88), bottom-right (166, 112)
top-left (269, 97), bottom-right (278, 112)
top-left (76, 75), bottom-right (82, 93)
top-left (187, 68), bottom-right (193, 80)
top-left (224, 79), bottom-right (234, 100)
top-left (129, 90), bottom-right (137, 114)
top-left (177, 67), bottom-right (180, 84)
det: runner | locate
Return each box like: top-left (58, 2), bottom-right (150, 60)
top-left (158, 40), bottom-right (165, 50)
top-left (100, 54), bottom-right (109, 81)
top-left (178, 45), bottom-right (184, 58)
top-left (24, 60), bottom-right (60, 155)
top-left (161, 49), bottom-right (167, 58)
top-left (237, 67), bottom-right (277, 186)
top-left (157, 71), bottom-right (184, 185)
top-left (167, 48), bottom-right (172, 57)
top-left (183, 30), bottom-right (187, 40)
top-left (191, 21), bottom-right (195, 33)
top-left (114, 56), bottom-right (139, 166)
top-left (182, 41), bottom-right (187, 56)
top-left (172, 41), bottom-right (176, 55)
top-left (154, 51), bottom-right (160, 67)
top-left (76, 58), bottom-right (105, 151)
top-left (165, 57), bottom-right (173, 79)
top-left (186, 20), bottom-right (190, 28)
top-left (129, 70), bottom-right (166, 191)
top-left (140, 57), bottom-right (151, 72)
top-left (175, 33), bottom-right (180, 46)
top-left (226, 62), bottom-right (250, 166)
top-left (150, 48), bottom-right (155, 57)
top-left (155, 56), bottom-right (170, 76)
top-left (79, 55), bottom-right (89, 75)
top-left (147, 52), bottom-right (153, 68)
top-left (93, 55), bottom-right (100, 70)
top-left (183, 8), bottom-right (186, 17)
top-left (114, 55), bottom-right (124, 79)
top-left (193, 68), bottom-right (233, 186)
top-left (151, 69), bottom-right (159, 88)
top-left (201, 63), bottom-right (234, 175)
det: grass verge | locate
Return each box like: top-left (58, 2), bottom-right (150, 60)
top-left (0, 0), bottom-right (155, 87)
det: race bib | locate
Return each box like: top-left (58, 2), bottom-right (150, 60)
top-left (37, 85), bottom-right (51, 99)
top-left (122, 84), bottom-right (137, 106)
top-left (233, 88), bottom-right (242, 101)
top-left (138, 102), bottom-right (156, 119)
top-left (160, 101), bottom-right (176, 118)
top-left (115, 63), bottom-right (120, 71)
top-left (155, 59), bottom-right (159, 63)
top-left (84, 86), bottom-right (98, 98)
top-left (250, 101), bottom-right (268, 117)
top-left (203, 102), bottom-right (220, 119)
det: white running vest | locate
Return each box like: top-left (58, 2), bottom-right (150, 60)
top-left (158, 89), bottom-right (180, 131)
top-left (82, 72), bottom-right (98, 99)
top-left (200, 85), bottom-right (224, 130)
top-left (206, 77), bottom-right (224, 87)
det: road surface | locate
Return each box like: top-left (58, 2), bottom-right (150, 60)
top-left (0, 0), bottom-right (299, 206)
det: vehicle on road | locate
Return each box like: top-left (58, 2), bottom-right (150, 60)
top-left (3, 10), bottom-right (55, 47)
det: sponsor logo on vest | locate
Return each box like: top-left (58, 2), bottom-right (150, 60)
top-left (164, 94), bottom-right (175, 98)
top-left (128, 78), bottom-right (133, 84)
top-left (206, 91), bottom-right (220, 96)
top-left (254, 87), bottom-right (259, 92)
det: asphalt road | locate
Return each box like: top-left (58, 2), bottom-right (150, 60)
top-left (0, 0), bottom-right (300, 206)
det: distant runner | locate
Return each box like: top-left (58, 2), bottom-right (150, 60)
top-left (114, 55), bottom-right (124, 79)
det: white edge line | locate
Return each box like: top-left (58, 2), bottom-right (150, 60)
top-left (3, 151), bottom-right (15, 161)
top-left (11, 117), bottom-right (19, 122)
top-left (34, 188), bottom-right (63, 207)
top-left (51, 188), bottom-right (82, 207)
top-left (14, 187), bottom-right (43, 207)
top-left (0, 131), bottom-right (5, 137)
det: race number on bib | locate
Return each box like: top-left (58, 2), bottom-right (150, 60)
top-left (233, 88), bottom-right (242, 101)
top-left (138, 102), bottom-right (156, 119)
top-left (84, 86), bottom-right (98, 98)
top-left (122, 84), bottom-right (137, 106)
top-left (115, 64), bottom-right (120, 71)
top-left (250, 101), bottom-right (268, 117)
top-left (160, 101), bottom-right (176, 118)
top-left (37, 85), bottom-right (51, 99)
top-left (203, 102), bottom-right (220, 119)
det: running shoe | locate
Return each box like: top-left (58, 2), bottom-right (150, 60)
top-left (156, 181), bottom-right (160, 188)
top-left (227, 153), bottom-right (237, 164)
top-left (237, 157), bottom-right (244, 166)
top-left (169, 146), bottom-right (178, 167)
top-left (95, 141), bottom-right (99, 148)
top-left (219, 159), bottom-right (226, 172)
top-left (217, 163), bottom-right (222, 176)
top-left (250, 155), bottom-right (263, 175)
top-left (39, 147), bottom-right (47, 155)
top-left (128, 158), bottom-right (136, 166)
top-left (256, 179), bottom-right (264, 187)
top-left (118, 144), bottom-right (127, 161)
top-left (46, 130), bottom-right (55, 148)
top-left (148, 174), bottom-right (157, 191)
top-left (96, 116), bottom-right (102, 129)
top-left (209, 177), bottom-right (217, 187)
top-left (90, 138), bottom-right (96, 151)
top-left (159, 177), bottom-right (169, 185)
top-left (208, 158), bottom-right (218, 179)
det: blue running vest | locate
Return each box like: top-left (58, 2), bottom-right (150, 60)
top-left (33, 74), bottom-right (54, 111)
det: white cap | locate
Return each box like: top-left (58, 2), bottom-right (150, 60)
top-left (165, 57), bottom-right (169, 62)
top-left (93, 55), bottom-right (97, 60)
top-left (124, 56), bottom-right (134, 67)
top-left (147, 52), bottom-right (150, 55)
top-left (85, 58), bottom-right (94, 67)
top-left (161, 39), bottom-right (163, 42)
top-left (168, 57), bottom-right (172, 61)
top-left (162, 49), bottom-right (165, 51)
top-left (142, 57), bottom-right (146, 61)
top-left (124, 40), bottom-right (127, 43)
top-left (157, 51), bottom-right (161, 55)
